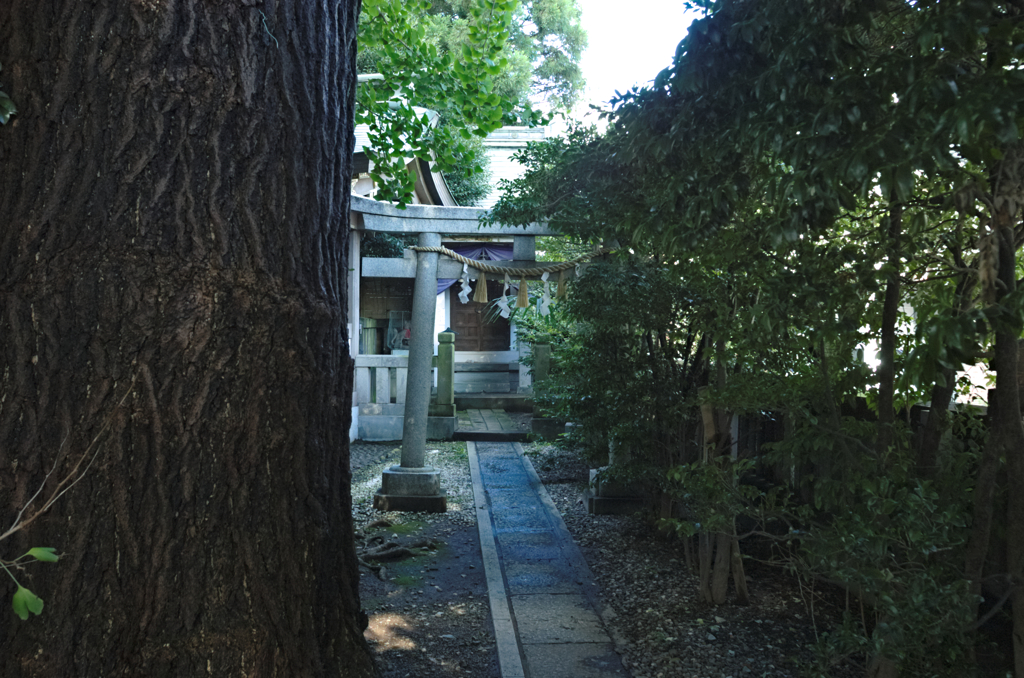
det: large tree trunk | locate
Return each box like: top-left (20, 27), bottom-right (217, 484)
top-left (698, 393), bottom-right (718, 603)
top-left (992, 199), bottom-right (1024, 678)
top-left (865, 200), bottom-right (902, 678)
top-left (700, 342), bottom-right (746, 606)
top-left (963, 147), bottom-right (1024, 677)
top-left (963, 384), bottom-right (1002, 610)
top-left (916, 368), bottom-right (955, 478)
top-left (710, 530), bottom-right (732, 604)
top-left (0, 2), bottom-right (375, 677)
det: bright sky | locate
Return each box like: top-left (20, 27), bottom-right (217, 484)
top-left (573, 0), bottom-right (701, 115)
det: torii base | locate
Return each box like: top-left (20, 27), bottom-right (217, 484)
top-left (373, 465), bottom-right (448, 513)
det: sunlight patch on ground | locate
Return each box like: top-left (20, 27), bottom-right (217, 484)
top-left (365, 612), bottom-right (417, 651)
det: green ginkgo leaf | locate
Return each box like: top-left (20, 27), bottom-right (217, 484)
top-left (25, 547), bottom-right (59, 563)
top-left (12, 586), bottom-right (44, 621)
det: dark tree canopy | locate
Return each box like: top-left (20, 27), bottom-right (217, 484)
top-left (493, 1), bottom-right (1024, 674)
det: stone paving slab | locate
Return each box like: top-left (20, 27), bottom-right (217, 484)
top-left (505, 561), bottom-right (584, 595)
top-left (500, 541), bottom-right (564, 561)
top-left (511, 594), bottom-right (609, 644)
top-left (496, 531), bottom-right (560, 548)
top-left (481, 476), bottom-right (533, 491)
top-left (482, 487), bottom-right (536, 506)
top-left (456, 409), bottom-right (529, 442)
top-left (492, 507), bottom-right (551, 531)
top-left (485, 410), bottom-right (515, 430)
top-left (480, 470), bottom-right (532, 489)
top-left (483, 444), bottom-right (520, 452)
top-left (480, 457), bottom-right (528, 473)
top-left (459, 408), bottom-right (519, 433)
top-left (521, 643), bottom-right (627, 678)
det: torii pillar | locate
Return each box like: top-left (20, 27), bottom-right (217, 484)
top-left (373, 232), bottom-right (447, 512)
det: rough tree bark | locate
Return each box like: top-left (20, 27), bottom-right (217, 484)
top-left (993, 198), bottom-right (1024, 678)
top-left (863, 201), bottom-right (903, 678)
top-left (697, 341), bottom-right (748, 606)
top-left (962, 146), bottom-right (1024, 677)
top-left (0, 1), bottom-right (376, 676)
top-left (698, 395), bottom-right (717, 604)
top-left (915, 366), bottom-right (955, 476)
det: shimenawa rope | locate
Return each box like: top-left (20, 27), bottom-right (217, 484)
top-left (407, 246), bottom-right (607, 276)
top-left (408, 245), bottom-right (609, 306)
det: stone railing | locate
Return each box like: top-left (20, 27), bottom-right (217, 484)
top-left (353, 332), bottom-right (457, 442)
top-left (354, 355), bottom-right (408, 405)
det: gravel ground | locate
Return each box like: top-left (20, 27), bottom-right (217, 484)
top-left (350, 440), bottom-right (857, 678)
top-left (351, 441), bottom-right (499, 678)
top-left (527, 442), bottom-right (857, 678)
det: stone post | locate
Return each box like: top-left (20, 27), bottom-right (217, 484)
top-left (435, 331), bottom-right (455, 413)
top-left (518, 341), bottom-right (533, 394)
top-left (532, 343), bottom-right (551, 386)
top-left (529, 342), bottom-right (564, 439)
top-left (374, 232), bottom-right (447, 512)
top-left (586, 437), bottom-right (645, 515)
top-left (607, 437), bottom-right (628, 466)
top-left (425, 331), bottom-right (457, 438)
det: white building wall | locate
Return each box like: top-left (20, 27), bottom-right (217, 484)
top-left (478, 126), bottom-right (548, 209)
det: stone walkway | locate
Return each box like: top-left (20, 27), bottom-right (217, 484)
top-left (467, 441), bottom-right (627, 678)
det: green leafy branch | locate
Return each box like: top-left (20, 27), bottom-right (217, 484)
top-left (357, 0), bottom-right (546, 206)
top-left (2, 374), bottom-right (136, 620)
top-left (2, 548), bottom-right (59, 620)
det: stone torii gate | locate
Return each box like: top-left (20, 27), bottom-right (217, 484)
top-left (350, 196), bottom-right (576, 512)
